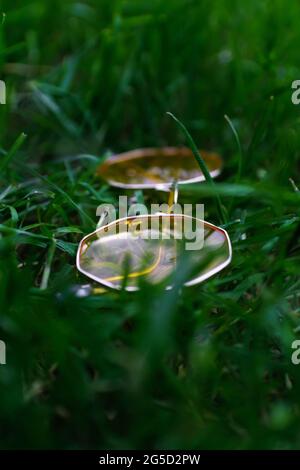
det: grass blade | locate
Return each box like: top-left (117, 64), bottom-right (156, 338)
top-left (0, 132), bottom-right (27, 175)
top-left (40, 238), bottom-right (56, 290)
top-left (167, 112), bottom-right (227, 224)
top-left (224, 114), bottom-right (243, 182)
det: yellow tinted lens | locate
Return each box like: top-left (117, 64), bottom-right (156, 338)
top-left (77, 215), bottom-right (231, 290)
top-left (96, 147), bottom-right (222, 189)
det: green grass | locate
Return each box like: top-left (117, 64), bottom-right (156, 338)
top-left (0, 0), bottom-right (300, 449)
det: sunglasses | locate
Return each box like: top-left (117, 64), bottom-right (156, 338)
top-left (76, 147), bottom-right (232, 291)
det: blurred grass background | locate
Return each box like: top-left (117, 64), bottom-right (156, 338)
top-left (0, 0), bottom-right (300, 449)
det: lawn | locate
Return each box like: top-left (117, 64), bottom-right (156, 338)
top-left (0, 0), bottom-right (300, 449)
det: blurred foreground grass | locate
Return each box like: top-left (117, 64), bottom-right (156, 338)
top-left (0, 0), bottom-right (300, 449)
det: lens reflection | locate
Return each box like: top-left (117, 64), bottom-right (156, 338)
top-left (97, 147), bottom-right (222, 189)
top-left (77, 214), bottom-right (231, 290)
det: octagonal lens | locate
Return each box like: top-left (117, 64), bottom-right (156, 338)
top-left (96, 147), bottom-right (222, 190)
top-left (76, 214), bottom-right (231, 291)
